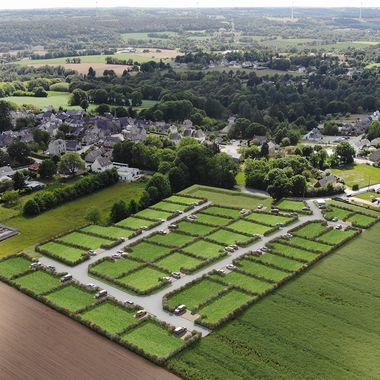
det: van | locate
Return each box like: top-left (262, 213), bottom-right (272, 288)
top-left (174, 326), bottom-right (187, 336)
top-left (61, 274), bottom-right (72, 282)
top-left (174, 304), bottom-right (186, 315)
top-left (95, 289), bottom-right (107, 299)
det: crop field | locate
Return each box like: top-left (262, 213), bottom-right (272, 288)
top-left (165, 195), bottom-right (201, 205)
top-left (117, 266), bottom-right (167, 292)
top-left (195, 213), bottom-right (232, 226)
top-left (317, 229), bottom-right (357, 245)
top-left (12, 270), bottom-right (61, 294)
top-left (276, 199), bottom-right (306, 212)
top-left (135, 208), bottom-right (173, 221)
top-left (270, 242), bottom-right (319, 262)
top-left (211, 271), bottom-right (273, 294)
top-left (324, 206), bottom-right (353, 220)
top-left (90, 257), bottom-right (142, 278)
top-left (181, 185), bottom-right (272, 209)
top-left (176, 221), bottom-right (216, 236)
top-left (228, 220), bottom-right (272, 235)
top-left (147, 232), bottom-right (195, 247)
top-left (80, 225), bottom-right (133, 239)
top-left (166, 278), bottom-right (225, 310)
top-left (154, 252), bottom-right (203, 273)
top-left (39, 241), bottom-right (87, 263)
top-left (127, 242), bottom-right (171, 261)
top-left (152, 201), bottom-right (188, 213)
top-left (115, 216), bottom-right (156, 230)
top-left (245, 212), bottom-right (293, 226)
top-left (346, 213), bottom-right (377, 228)
top-left (286, 236), bottom-right (332, 253)
top-left (182, 240), bottom-right (224, 259)
top-left (293, 222), bottom-right (327, 239)
top-left (80, 301), bottom-right (137, 334)
top-left (44, 285), bottom-right (96, 312)
top-left (331, 164), bottom-right (380, 188)
top-left (255, 253), bottom-right (305, 271)
top-left (121, 320), bottom-right (184, 358)
top-left (196, 289), bottom-right (254, 325)
top-left (168, 223), bottom-right (380, 380)
top-left (202, 206), bottom-right (242, 219)
top-left (0, 256), bottom-right (32, 279)
top-left (235, 258), bottom-right (290, 282)
top-left (207, 229), bottom-right (252, 246)
top-left (58, 231), bottom-right (114, 250)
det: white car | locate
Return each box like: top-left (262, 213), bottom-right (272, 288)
top-left (217, 269), bottom-right (225, 274)
top-left (87, 283), bottom-right (96, 289)
top-left (88, 250), bottom-right (97, 256)
top-left (112, 253), bottom-right (121, 259)
top-left (226, 264), bottom-right (236, 270)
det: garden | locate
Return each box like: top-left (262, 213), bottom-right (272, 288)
top-left (135, 208), bottom-right (174, 221)
top-left (182, 240), bottom-right (225, 260)
top-left (127, 241), bottom-right (172, 261)
top-left (58, 231), bottom-right (115, 250)
top-left (38, 241), bottom-right (88, 265)
top-left (0, 254), bottom-right (32, 279)
top-left (147, 232), bottom-right (195, 248)
top-left (154, 252), bottom-right (203, 273)
top-left (245, 212), bottom-right (295, 226)
top-left (12, 269), bottom-right (62, 295)
top-left (80, 225), bottom-right (134, 239)
top-left (89, 256), bottom-right (142, 278)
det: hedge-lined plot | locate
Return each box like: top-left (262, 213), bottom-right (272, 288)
top-left (317, 228), bottom-right (357, 245)
top-left (0, 255), bottom-right (32, 279)
top-left (207, 229), bottom-right (252, 246)
top-left (176, 221), bottom-right (216, 236)
top-left (346, 213), bottom-right (377, 228)
top-left (117, 266), bottom-right (167, 292)
top-left (292, 222), bottom-right (327, 239)
top-left (276, 199), bottom-right (307, 212)
top-left (228, 220), bottom-right (273, 235)
top-left (147, 232), bottom-right (195, 247)
top-left (324, 206), bottom-right (353, 221)
top-left (116, 216), bottom-right (156, 230)
top-left (121, 320), bottom-right (184, 358)
top-left (155, 252), bottom-right (203, 273)
top-left (183, 240), bottom-right (224, 259)
top-left (39, 241), bottom-right (87, 264)
top-left (245, 212), bottom-right (294, 226)
top-left (255, 253), bottom-right (305, 271)
top-left (59, 231), bottom-right (114, 250)
top-left (202, 206), bottom-right (242, 219)
top-left (80, 225), bottom-right (134, 239)
top-left (328, 200), bottom-right (379, 217)
top-left (152, 201), bottom-right (188, 213)
top-left (285, 236), bottom-right (332, 253)
top-left (166, 195), bottom-right (201, 205)
top-left (270, 242), bottom-right (320, 262)
top-left (90, 257), bottom-right (142, 278)
top-left (45, 284), bottom-right (96, 312)
top-left (127, 241), bottom-right (171, 261)
top-left (13, 270), bottom-right (61, 295)
top-left (135, 208), bottom-right (173, 221)
top-left (195, 213), bottom-right (232, 226)
top-left (80, 301), bottom-right (137, 335)
top-left (235, 258), bottom-right (290, 282)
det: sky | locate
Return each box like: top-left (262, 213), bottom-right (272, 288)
top-left (0, 0), bottom-right (379, 10)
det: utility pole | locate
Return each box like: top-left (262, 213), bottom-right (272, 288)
top-left (291, 0), bottom-right (294, 21)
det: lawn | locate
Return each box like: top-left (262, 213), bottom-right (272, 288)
top-left (270, 242), bottom-right (320, 262)
top-left (44, 285), bottom-right (95, 312)
top-left (202, 206), bottom-right (242, 219)
top-left (207, 229), bottom-right (252, 245)
top-left (195, 213), bottom-right (232, 226)
top-left (168, 223), bottom-right (380, 380)
top-left (324, 206), bottom-right (353, 221)
top-left (115, 216), bottom-right (156, 230)
top-left (346, 213), bottom-right (377, 228)
top-left (135, 208), bottom-right (173, 221)
top-left (166, 278), bottom-right (225, 310)
top-left (245, 212), bottom-right (294, 226)
top-left (151, 201), bottom-right (188, 213)
top-left (147, 232), bottom-right (195, 247)
top-left (58, 231), bottom-right (114, 250)
top-left (255, 253), bottom-right (305, 271)
top-left (328, 200), bottom-right (380, 218)
top-left (197, 289), bottom-right (254, 325)
top-left (331, 164), bottom-right (380, 188)
top-left (13, 270), bottom-right (61, 294)
top-left (182, 240), bottom-right (224, 259)
top-left (0, 255), bottom-right (32, 279)
top-left (117, 266), bottom-right (167, 292)
top-left (121, 320), bottom-right (184, 358)
top-left (80, 225), bottom-right (134, 239)
top-left (235, 258), bottom-right (290, 282)
top-left (181, 185), bottom-right (272, 209)
top-left (90, 257), bottom-right (142, 278)
top-left (176, 221), bottom-right (216, 236)
top-left (0, 181), bottom-right (145, 257)
top-left (165, 195), bottom-right (202, 205)
top-left (355, 191), bottom-right (378, 202)
top-left (286, 236), bottom-right (332, 253)
top-left (293, 222), bottom-right (327, 239)
top-left (317, 229), bottom-right (357, 245)
top-left (276, 199), bottom-right (306, 212)
top-left (39, 241), bottom-right (87, 263)
top-left (80, 301), bottom-right (137, 334)
top-left (127, 242), bottom-right (171, 262)
top-left (154, 252), bottom-right (203, 273)
top-left (211, 271), bottom-right (273, 294)
top-left (228, 220), bottom-right (272, 235)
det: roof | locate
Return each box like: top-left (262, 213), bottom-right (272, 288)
top-left (94, 157), bottom-right (113, 168)
top-left (368, 150), bottom-right (380, 163)
top-left (0, 166), bottom-right (15, 177)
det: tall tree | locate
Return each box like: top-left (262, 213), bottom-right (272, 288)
top-left (58, 152), bottom-right (85, 177)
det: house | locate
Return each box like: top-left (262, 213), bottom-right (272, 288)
top-left (368, 150), bottom-right (380, 164)
top-left (103, 134), bottom-right (124, 149)
top-left (315, 174), bottom-right (337, 188)
top-left (91, 157), bottom-right (114, 173)
top-left (0, 166), bottom-right (15, 181)
top-left (113, 162), bottom-right (141, 181)
top-left (304, 128), bottom-right (323, 141)
top-left (48, 139), bottom-right (66, 156)
top-left (25, 180), bottom-right (45, 191)
top-left (85, 148), bottom-right (104, 164)
top-left (65, 140), bottom-right (80, 152)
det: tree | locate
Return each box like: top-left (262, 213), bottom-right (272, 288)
top-left (87, 66), bottom-right (96, 79)
top-left (80, 99), bottom-right (89, 111)
top-left (38, 159), bottom-right (57, 179)
top-left (208, 153), bottom-right (239, 189)
top-left (127, 200), bottom-right (139, 215)
top-left (2, 190), bottom-right (20, 207)
top-left (290, 175), bottom-right (307, 197)
top-left (13, 171), bottom-right (26, 190)
top-left (131, 91), bottom-right (143, 107)
top-left (266, 168), bottom-right (291, 200)
top-left (23, 199), bottom-right (40, 216)
top-left (86, 207), bottom-right (101, 224)
top-left (70, 89), bottom-right (87, 106)
top-left (367, 121), bottom-right (380, 141)
top-left (7, 141), bottom-right (31, 165)
top-left (334, 141), bottom-right (355, 165)
top-left (58, 152), bottom-right (85, 177)
top-left (110, 200), bottom-right (128, 223)
top-left (260, 142), bottom-right (269, 158)
top-left (0, 150), bottom-right (10, 166)
top-left (0, 100), bottom-right (12, 132)
top-left (146, 173), bottom-right (172, 200)
top-left (96, 104), bottom-right (111, 115)
top-left (33, 129), bottom-right (50, 147)
top-left (34, 87), bottom-right (48, 97)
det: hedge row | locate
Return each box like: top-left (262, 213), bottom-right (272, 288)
top-left (35, 246), bottom-right (89, 267)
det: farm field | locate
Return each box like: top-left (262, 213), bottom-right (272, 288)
top-left (168, 223), bottom-right (380, 380)
top-left (147, 232), bottom-right (195, 247)
top-left (228, 220), bottom-right (272, 235)
top-left (317, 228), bottom-right (357, 245)
top-left (293, 221), bottom-right (327, 238)
top-left (207, 229), bottom-right (252, 245)
top-left (12, 270), bottom-right (61, 294)
top-left (117, 266), bottom-right (167, 292)
top-left (135, 208), bottom-right (173, 221)
top-left (276, 199), bottom-right (306, 212)
top-left (195, 213), bottom-right (232, 226)
top-left (0, 255), bottom-right (32, 278)
top-left (182, 240), bottom-right (224, 259)
top-left (286, 236), bottom-right (332, 253)
top-left (155, 252), bottom-right (203, 273)
top-left (127, 242), bottom-right (171, 261)
top-left (245, 212), bottom-right (293, 226)
top-left (58, 231), bottom-right (114, 250)
top-left (270, 242), bottom-right (319, 262)
top-left (255, 253), bottom-right (305, 271)
top-left (39, 241), bottom-right (87, 263)
top-left (235, 258), bottom-right (290, 281)
top-left (116, 216), bottom-right (156, 230)
top-left (80, 225), bottom-right (133, 239)
top-left (331, 164), bottom-right (380, 188)
top-left (176, 221), bottom-right (216, 236)
top-left (202, 206), bottom-right (242, 219)
top-left (90, 257), bottom-right (142, 278)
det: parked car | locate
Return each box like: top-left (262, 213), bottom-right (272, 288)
top-left (290, 212), bottom-right (298, 217)
top-left (124, 300), bottom-right (134, 307)
top-left (95, 290), bottom-right (107, 299)
top-left (276, 223), bottom-right (285, 228)
top-left (271, 208), bottom-right (279, 214)
top-left (174, 326), bottom-right (187, 336)
top-left (135, 310), bottom-right (147, 318)
top-left (226, 264), bottom-right (236, 270)
top-left (302, 207), bottom-right (311, 211)
top-left (171, 272), bottom-right (181, 279)
top-left (286, 233), bottom-right (293, 239)
top-left (174, 304), bottom-right (186, 315)
top-left (225, 246), bottom-right (234, 253)
top-left (86, 283), bottom-right (96, 289)
top-left (117, 250), bottom-right (124, 254)
top-left (88, 250), bottom-right (97, 256)
top-left (257, 204), bottom-right (263, 210)
top-left (217, 269), bottom-right (225, 274)
top-left (47, 265), bottom-right (56, 272)
top-left (168, 224), bottom-right (178, 230)
top-left (61, 274), bottom-right (72, 282)
top-left (332, 217), bottom-right (338, 222)
top-left (335, 224), bottom-right (343, 230)
top-left (112, 253), bottom-right (121, 260)
top-left (30, 262), bottom-right (41, 269)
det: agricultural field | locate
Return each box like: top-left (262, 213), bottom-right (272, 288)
top-left (195, 213), bottom-right (232, 226)
top-left (80, 301), bottom-right (137, 334)
top-left (317, 228), bottom-right (357, 245)
top-left (151, 201), bottom-right (188, 213)
top-left (154, 252), bottom-right (203, 273)
top-left (147, 232), bottom-right (195, 247)
top-left (346, 213), bottom-right (377, 228)
top-left (228, 220), bottom-right (273, 235)
top-left (286, 236), bottom-right (332, 253)
top-left (270, 242), bottom-right (320, 262)
top-left (235, 258), bottom-right (290, 282)
top-left (202, 206), bottom-right (242, 219)
top-left (115, 216), bottom-right (156, 230)
top-left (12, 270), bottom-right (61, 294)
top-left (38, 241), bottom-right (87, 264)
top-left (135, 208), bottom-right (173, 221)
top-left (276, 199), bottom-right (307, 212)
top-left (168, 224), bottom-right (380, 380)
top-left (245, 212), bottom-right (294, 226)
top-left (80, 225), bottom-right (133, 239)
top-left (127, 241), bottom-right (171, 261)
top-left (90, 257), bottom-right (142, 278)
top-left (292, 222), bottom-right (327, 239)
top-left (182, 240), bottom-right (224, 259)
top-left (207, 229), bottom-right (252, 246)
top-left (176, 221), bottom-right (216, 236)
top-left (255, 253), bottom-right (306, 271)
top-left (331, 164), bottom-right (380, 188)
top-left (0, 255), bottom-right (32, 279)
top-left (58, 231), bottom-right (114, 250)
top-left (44, 285), bottom-right (96, 312)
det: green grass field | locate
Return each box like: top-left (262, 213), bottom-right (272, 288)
top-left (152, 201), bottom-right (188, 213)
top-left (45, 285), bottom-right (95, 312)
top-left (270, 242), bottom-right (320, 262)
top-left (59, 231), bottom-right (113, 250)
top-left (207, 229), bottom-right (252, 246)
top-left (39, 241), bottom-right (87, 263)
top-left (13, 270), bottom-right (61, 294)
top-left (355, 191), bottom-right (378, 202)
top-left (245, 212), bottom-right (293, 226)
top-left (80, 225), bottom-right (134, 239)
top-left (128, 242), bottom-right (171, 262)
top-left (235, 258), bottom-right (290, 282)
top-left (168, 223), bottom-right (380, 380)
top-left (166, 278), bottom-right (225, 310)
top-left (155, 252), bottom-right (203, 273)
top-left (135, 208), bottom-right (173, 221)
top-left (331, 164), bottom-right (380, 188)
top-left (90, 257), bottom-right (142, 278)
top-left (228, 220), bottom-right (272, 235)
top-left (195, 213), bottom-right (232, 226)
top-left (202, 206), bottom-right (241, 219)
top-left (183, 240), bottom-right (224, 259)
top-left (121, 320), bottom-right (184, 358)
top-left (276, 199), bottom-right (306, 212)
top-left (147, 232), bottom-right (195, 247)
top-left (287, 236), bottom-right (332, 253)
top-left (80, 301), bottom-right (137, 334)
top-left (328, 200), bottom-right (380, 218)
top-left (317, 229), bottom-right (357, 245)
top-left (166, 195), bottom-right (201, 205)
top-left (176, 221), bottom-right (216, 236)
top-left (255, 253), bottom-right (305, 271)
top-left (324, 206), bottom-right (353, 220)
top-left (117, 266), bottom-right (166, 292)
top-left (0, 256), bottom-right (32, 279)
top-left (115, 216), bottom-right (156, 230)
top-left (346, 213), bottom-right (377, 228)
top-left (293, 222), bottom-right (327, 239)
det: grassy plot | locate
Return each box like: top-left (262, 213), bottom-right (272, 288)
top-left (202, 206), bottom-right (242, 219)
top-left (135, 208), bottom-right (173, 221)
top-left (183, 240), bottom-right (224, 259)
top-left (331, 164), bottom-right (380, 188)
top-left (147, 232), bottom-right (195, 247)
top-left (276, 199), bottom-right (306, 212)
top-left (155, 252), bottom-right (203, 273)
top-left (207, 229), bottom-right (252, 245)
top-left (121, 320), bottom-right (184, 358)
top-left (228, 220), bottom-right (272, 235)
top-left (44, 285), bottom-right (95, 312)
top-left (176, 221), bottom-right (216, 236)
top-left (39, 241), bottom-right (87, 263)
top-left (59, 231), bottom-right (114, 250)
top-left (127, 242), bottom-right (171, 261)
top-left (13, 270), bottom-right (61, 294)
top-left (293, 222), bottom-right (327, 239)
top-left (286, 236), bottom-right (332, 253)
top-left (346, 213), bottom-right (377, 228)
top-left (245, 212), bottom-right (293, 226)
top-left (328, 200), bottom-right (380, 218)
top-left (324, 206), bottom-right (353, 220)
top-left (195, 213), bottom-right (232, 226)
top-left (255, 253), bottom-right (305, 271)
top-left (270, 242), bottom-right (320, 262)
top-left (317, 229), bottom-right (357, 245)
top-left (90, 257), bottom-right (142, 278)
top-left (80, 225), bottom-right (134, 239)
top-left (355, 191), bottom-right (378, 202)
top-left (165, 195), bottom-right (201, 205)
top-left (0, 255), bottom-right (32, 279)
top-left (166, 278), bottom-right (225, 310)
top-left (117, 266), bottom-right (167, 292)
top-left (235, 258), bottom-right (290, 282)
top-left (151, 201), bottom-right (188, 213)
top-left (116, 216), bottom-right (156, 230)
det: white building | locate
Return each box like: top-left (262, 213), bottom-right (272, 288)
top-left (91, 157), bottom-right (114, 173)
top-left (48, 139), bottom-right (66, 156)
top-left (113, 162), bottom-right (141, 182)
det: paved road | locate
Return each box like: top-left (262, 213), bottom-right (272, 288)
top-left (40, 199), bottom-right (322, 336)
top-left (345, 183), bottom-right (380, 197)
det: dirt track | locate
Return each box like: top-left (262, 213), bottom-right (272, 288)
top-left (0, 283), bottom-right (179, 380)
